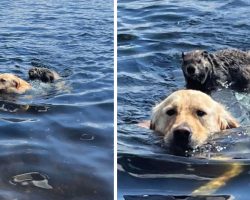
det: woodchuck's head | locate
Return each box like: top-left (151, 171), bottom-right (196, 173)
top-left (181, 50), bottom-right (212, 86)
top-left (29, 67), bottom-right (55, 83)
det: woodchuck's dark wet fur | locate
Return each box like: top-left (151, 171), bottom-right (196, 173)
top-left (28, 67), bottom-right (60, 83)
top-left (181, 49), bottom-right (250, 92)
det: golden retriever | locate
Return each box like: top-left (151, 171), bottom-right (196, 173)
top-left (150, 90), bottom-right (239, 153)
top-left (0, 73), bottom-right (31, 94)
top-left (0, 67), bottom-right (62, 95)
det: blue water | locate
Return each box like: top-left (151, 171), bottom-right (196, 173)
top-left (0, 1), bottom-right (113, 200)
top-left (118, 0), bottom-right (250, 199)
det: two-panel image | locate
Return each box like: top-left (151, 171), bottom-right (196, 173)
top-left (0, 0), bottom-right (249, 200)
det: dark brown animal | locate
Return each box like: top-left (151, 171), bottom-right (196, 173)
top-left (28, 67), bottom-right (60, 83)
top-left (181, 49), bottom-right (250, 92)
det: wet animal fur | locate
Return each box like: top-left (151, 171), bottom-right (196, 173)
top-left (0, 73), bottom-right (31, 94)
top-left (182, 49), bottom-right (250, 92)
top-left (0, 68), bottom-right (61, 94)
top-left (150, 90), bottom-right (239, 154)
top-left (28, 67), bottom-right (60, 83)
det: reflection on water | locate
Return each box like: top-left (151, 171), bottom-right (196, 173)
top-left (0, 0), bottom-right (113, 200)
top-left (118, 0), bottom-right (250, 199)
top-left (10, 172), bottom-right (53, 190)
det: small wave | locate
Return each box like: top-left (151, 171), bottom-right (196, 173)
top-left (10, 172), bottom-right (53, 190)
top-left (118, 33), bottom-right (138, 42)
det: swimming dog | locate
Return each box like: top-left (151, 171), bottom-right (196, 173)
top-left (0, 68), bottom-right (60, 94)
top-left (0, 73), bottom-right (31, 94)
top-left (150, 90), bottom-right (239, 154)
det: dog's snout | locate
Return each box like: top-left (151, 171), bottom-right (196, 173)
top-left (173, 126), bottom-right (192, 144)
top-left (187, 66), bottom-right (195, 75)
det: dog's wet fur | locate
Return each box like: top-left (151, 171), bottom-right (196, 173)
top-left (0, 67), bottom-right (60, 94)
top-left (182, 49), bottom-right (250, 92)
top-left (150, 90), bottom-right (239, 155)
top-left (0, 73), bottom-right (31, 94)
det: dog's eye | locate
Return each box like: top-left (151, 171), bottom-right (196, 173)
top-left (166, 109), bottom-right (176, 116)
top-left (0, 79), bottom-right (6, 83)
top-left (196, 110), bottom-right (207, 117)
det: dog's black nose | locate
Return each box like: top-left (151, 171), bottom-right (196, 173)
top-left (169, 125), bottom-right (193, 156)
top-left (187, 66), bottom-right (195, 75)
top-left (173, 126), bottom-right (191, 145)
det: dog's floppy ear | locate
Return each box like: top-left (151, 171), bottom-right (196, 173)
top-left (12, 79), bottom-right (20, 89)
top-left (218, 105), bottom-right (239, 130)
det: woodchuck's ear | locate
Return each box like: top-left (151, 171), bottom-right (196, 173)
top-left (202, 51), bottom-right (209, 58)
top-left (181, 52), bottom-right (185, 59)
top-left (218, 105), bottom-right (239, 130)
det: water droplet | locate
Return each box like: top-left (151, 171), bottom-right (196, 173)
top-left (80, 134), bottom-right (94, 141)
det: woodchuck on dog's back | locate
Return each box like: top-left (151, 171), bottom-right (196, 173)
top-left (28, 67), bottom-right (60, 83)
top-left (181, 49), bottom-right (250, 92)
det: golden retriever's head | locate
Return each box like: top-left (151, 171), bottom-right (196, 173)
top-left (150, 90), bottom-right (239, 154)
top-left (0, 73), bottom-right (31, 94)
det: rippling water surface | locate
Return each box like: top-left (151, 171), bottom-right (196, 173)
top-left (118, 0), bottom-right (250, 199)
top-left (0, 1), bottom-right (113, 199)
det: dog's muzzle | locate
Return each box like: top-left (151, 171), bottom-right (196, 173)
top-left (169, 124), bottom-right (193, 155)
